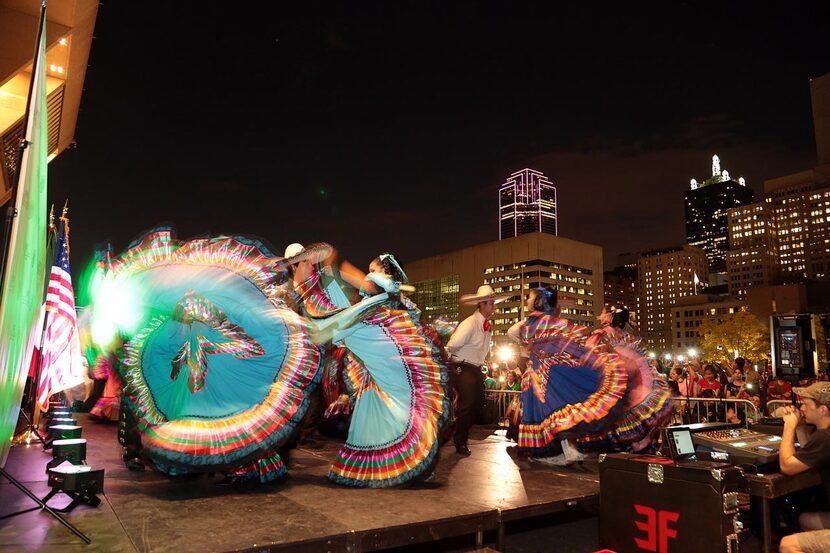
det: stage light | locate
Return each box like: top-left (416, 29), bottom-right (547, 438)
top-left (48, 439), bottom-right (87, 470)
top-left (45, 425), bottom-right (82, 450)
top-left (44, 465), bottom-right (104, 513)
top-left (497, 346), bottom-right (514, 363)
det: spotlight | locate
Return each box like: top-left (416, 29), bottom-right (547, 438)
top-left (688, 348), bottom-right (697, 358)
top-left (648, 352), bottom-right (656, 359)
top-left (43, 464), bottom-right (104, 513)
top-left (497, 346), bottom-right (514, 363)
top-left (44, 424), bottom-right (82, 450)
top-left (47, 438), bottom-right (87, 471)
top-left (664, 354), bottom-right (672, 360)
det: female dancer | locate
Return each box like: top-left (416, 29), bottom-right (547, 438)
top-left (507, 286), bottom-right (627, 465)
top-left (311, 253), bottom-right (450, 487)
top-left (582, 307), bottom-right (672, 452)
top-left (91, 230), bottom-right (324, 483)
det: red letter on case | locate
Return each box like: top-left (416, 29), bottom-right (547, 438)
top-left (633, 504), bottom-right (657, 551)
top-left (658, 510), bottom-right (680, 553)
top-left (633, 505), bottom-right (680, 553)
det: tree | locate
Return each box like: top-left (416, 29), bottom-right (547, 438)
top-left (698, 310), bottom-right (769, 364)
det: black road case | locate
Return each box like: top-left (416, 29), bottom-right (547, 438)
top-left (599, 453), bottom-right (747, 553)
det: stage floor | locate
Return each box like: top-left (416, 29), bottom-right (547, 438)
top-left (0, 415), bottom-right (600, 552)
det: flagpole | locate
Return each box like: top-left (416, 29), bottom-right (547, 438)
top-left (0, 0), bottom-right (48, 295)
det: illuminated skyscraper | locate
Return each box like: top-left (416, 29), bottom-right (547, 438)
top-left (499, 168), bottom-right (557, 239)
top-left (684, 155), bottom-right (754, 274)
top-left (638, 245), bottom-right (708, 350)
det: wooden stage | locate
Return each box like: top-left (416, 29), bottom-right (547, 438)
top-left (0, 415), bottom-right (600, 552)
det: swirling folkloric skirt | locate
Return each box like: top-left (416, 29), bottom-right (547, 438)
top-left (577, 344), bottom-right (671, 452)
top-left (99, 231), bottom-right (322, 479)
top-left (518, 337), bottom-right (627, 457)
top-left (328, 306), bottom-right (449, 487)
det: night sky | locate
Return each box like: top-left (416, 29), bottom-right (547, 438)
top-left (48, 2), bottom-right (830, 279)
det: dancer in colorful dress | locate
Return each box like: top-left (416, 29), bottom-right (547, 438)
top-left (507, 286), bottom-right (628, 465)
top-left (314, 253), bottom-right (450, 487)
top-left (90, 230), bottom-right (323, 483)
top-left (581, 307), bottom-right (672, 452)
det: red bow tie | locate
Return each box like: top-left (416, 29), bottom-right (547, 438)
top-left (483, 321), bottom-right (492, 332)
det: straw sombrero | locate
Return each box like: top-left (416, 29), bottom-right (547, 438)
top-left (280, 242), bottom-right (333, 266)
top-left (460, 284), bottom-right (512, 305)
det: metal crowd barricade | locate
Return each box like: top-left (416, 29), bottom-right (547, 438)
top-left (766, 400), bottom-right (796, 416)
top-left (483, 389), bottom-right (522, 426)
top-left (668, 397), bottom-right (759, 427)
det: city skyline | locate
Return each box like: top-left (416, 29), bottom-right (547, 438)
top-left (37, 3), bottom-right (830, 278)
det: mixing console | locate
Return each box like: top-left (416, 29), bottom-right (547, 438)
top-left (693, 427), bottom-right (782, 467)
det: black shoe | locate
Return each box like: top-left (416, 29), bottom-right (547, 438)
top-left (124, 458), bottom-right (145, 472)
top-left (455, 445), bottom-right (472, 456)
top-left (215, 475), bottom-right (241, 486)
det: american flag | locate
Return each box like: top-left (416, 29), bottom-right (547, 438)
top-left (36, 223), bottom-right (85, 410)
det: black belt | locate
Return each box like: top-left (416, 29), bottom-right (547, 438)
top-left (451, 360), bottom-right (487, 374)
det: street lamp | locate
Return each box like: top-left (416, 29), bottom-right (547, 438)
top-left (648, 352), bottom-right (656, 359)
top-left (497, 346), bottom-right (514, 363)
top-left (688, 348), bottom-right (697, 358)
top-left (677, 355), bottom-right (685, 362)
top-left (664, 353), bottom-right (672, 361)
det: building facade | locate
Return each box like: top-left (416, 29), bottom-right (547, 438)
top-left (407, 232), bottom-right (602, 347)
top-left (0, 0), bottom-right (98, 206)
top-left (498, 168), bottom-right (558, 239)
top-left (603, 265), bottom-right (639, 323)
top-left (726, 198), bottom-right (779, 295)
top-left (669, 295), bottom-right (745, 353)
top-left (727, 168), bottom-right (830, 295)
top-left (685, 155), bottom-right (754, 274)
top-left (638, 245), bottom-right (708, 350)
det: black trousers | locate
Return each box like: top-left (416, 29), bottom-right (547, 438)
top-left (453, 363), bottom-right (485, 448)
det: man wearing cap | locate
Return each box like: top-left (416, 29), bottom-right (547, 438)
top-left (778, 382), bottom-right (830, 553)
top-left (446, 284), bottom-right (510, 456)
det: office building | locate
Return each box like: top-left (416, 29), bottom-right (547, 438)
top-left (498, 168), bottom-right (558, 239)
top-left (684, 155), bottom-right (754, 274)
top-left (638, 245), bottom-right (708, 350)
top-left (669, 295), bottom-right (745, 353)
top-left (407, 233), bottom-right (602, 346)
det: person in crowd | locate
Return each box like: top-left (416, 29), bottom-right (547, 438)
top-left (446, 285), bottom-right (510, 456)
top-left (726, 365), bottom-right (751, 400)
top-left (746, 394), bottom-right (762, 424)
top-left (669, 365), bottom-right (698, 398)
top-left (778, 382), bottom-right (830, 553)
top-left (697, 364), bottom-right (722, 397)
top-left (768, 375), bottom-right (794, 403)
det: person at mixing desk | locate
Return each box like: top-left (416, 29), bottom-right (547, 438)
top-left (778, 382), bottom-right (830, 553)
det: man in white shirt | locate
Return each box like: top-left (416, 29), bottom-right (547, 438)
top-left (446, 285), bottom-right (510, 456)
